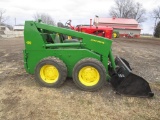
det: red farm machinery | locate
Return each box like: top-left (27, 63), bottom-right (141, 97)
top-left (57, 19), bottom-right (114, 39)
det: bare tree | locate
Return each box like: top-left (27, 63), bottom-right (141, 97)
top-left (109, 0), bottom-right (146, 23)
top-left (151, 6), bottom-right (160, 27)
top-left (133, 3), bottom-right (146, 23)
top-left (33, 13), bottom-right (56, 26)
top-left (0, 8), bottom-right (9, 25)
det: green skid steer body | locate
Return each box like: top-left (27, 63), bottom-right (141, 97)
top-left (23, 20), bottom-right (154, 97)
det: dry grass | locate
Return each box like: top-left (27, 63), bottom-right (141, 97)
top-left (140, 35), bottom-right (160, 40)
top-left (1, 78), bottom-right (160, 120)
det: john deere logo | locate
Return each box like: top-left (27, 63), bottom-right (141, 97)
top-left (26, 41), bottom-right (32, 45)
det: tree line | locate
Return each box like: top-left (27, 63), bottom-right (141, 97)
top-left (0, 0), bottom-right (160, 37)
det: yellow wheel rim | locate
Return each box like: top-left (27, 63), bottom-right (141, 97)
top-left (40, 65), bottom-right (59, 83)
top-left (78, 66), bottom-right (100, 86)
top-left (113, 33), bottom-right (117, 38)
top-left (68, 36), bottom-right (72, 39)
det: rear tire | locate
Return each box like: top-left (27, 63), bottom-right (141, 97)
top-left (72, 58), bottom-right (106, 91)
top-left (35, 57), bottom-right (67, 87)
top-left (112, 32), bottom-right (117, 38)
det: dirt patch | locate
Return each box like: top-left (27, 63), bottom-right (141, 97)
top-left (0, 37), bottom-right (160, 120)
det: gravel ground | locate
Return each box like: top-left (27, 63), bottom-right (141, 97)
top-left (0, 37), bottom-right (160, 120)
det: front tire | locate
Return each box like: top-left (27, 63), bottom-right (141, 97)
top-left (72, 58), bottom-right (106, 91)
top-left (35, 57), bottom-right (67, 87)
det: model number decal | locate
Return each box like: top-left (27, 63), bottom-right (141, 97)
top-left (90, 39), bottom-right (104, 44)
top-left (26, 41), bottom-right (32, 45)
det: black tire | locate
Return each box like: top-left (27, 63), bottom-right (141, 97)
top-left (35, 57), bottom-right (67, 87)
top-left (72, 58), bottom-right (106, 91)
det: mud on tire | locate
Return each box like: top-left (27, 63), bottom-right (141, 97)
top-left (35, 57), bottom-right (67, 87)
top-left (72, 58), bottom-right (106, 91)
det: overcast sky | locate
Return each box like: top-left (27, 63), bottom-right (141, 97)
top-left (0, 0), bottom-right (160, 34)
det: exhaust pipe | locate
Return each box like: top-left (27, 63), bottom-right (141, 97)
top-left (90, 19), bottom-right (92, 27)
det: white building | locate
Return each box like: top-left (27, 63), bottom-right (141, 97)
top-left (0, 25), bottom-right (24, 38)
top-left (13, 25), bottom-right (24, 31)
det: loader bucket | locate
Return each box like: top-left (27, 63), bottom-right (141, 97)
top-left (110, 56), bottom-right (154, 97)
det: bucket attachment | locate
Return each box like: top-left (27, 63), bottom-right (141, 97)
top-left (110, 56), bottom-right (154, 97)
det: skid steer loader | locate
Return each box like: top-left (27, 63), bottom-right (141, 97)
top-left (23, 20), bottom-right (154, 97)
